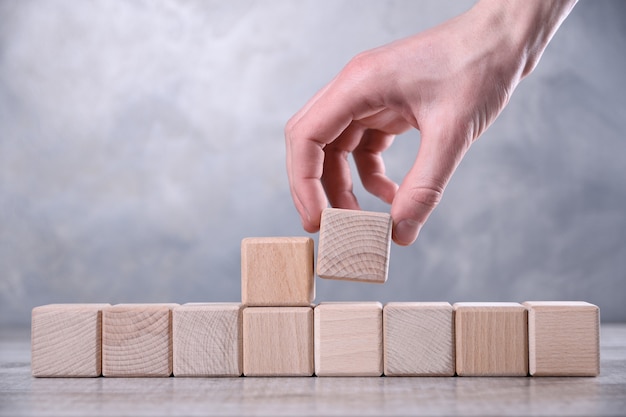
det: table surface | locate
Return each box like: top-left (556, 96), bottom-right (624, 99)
top-left (1, 324), bottom-right (626, 417)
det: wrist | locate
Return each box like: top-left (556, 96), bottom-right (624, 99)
top-left (473, 0), bottom-right (577, 77)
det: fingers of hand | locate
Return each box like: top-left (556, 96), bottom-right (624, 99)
top-left (353, 129), bottom-right (399, 204)
top-left (285, 131), bottom-right (327, 232)
top-left (391, 123), bottom-right (470, 245)
top-left (285, 79), bottom-right (364, 231)
top-left (320, 123), bottom-right (363, 210)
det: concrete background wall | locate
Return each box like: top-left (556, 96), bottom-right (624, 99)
top-left (1, 0), bottom-right (625, 327)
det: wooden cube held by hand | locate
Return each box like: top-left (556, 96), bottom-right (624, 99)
top-left (317, 208), bottom-right (392, 283)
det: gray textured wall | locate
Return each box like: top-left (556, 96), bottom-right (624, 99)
top-left (1, 0), bottom-right (625, 328)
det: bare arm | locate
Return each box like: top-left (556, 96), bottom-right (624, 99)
top-left (285, 0), bottom-right (577, 245)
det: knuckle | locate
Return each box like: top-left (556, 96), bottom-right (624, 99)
top-left (407, 184), bottom-right (444, 209)
top-left (346, 51), bottom-right (372, 73)
top-left (341, 50), bottom-right (382, 85)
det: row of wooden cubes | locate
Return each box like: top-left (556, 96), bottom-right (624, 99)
top-left (31, 301), bottom-right (599, 377)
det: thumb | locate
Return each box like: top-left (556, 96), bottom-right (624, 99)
top-left (391, 125), bottom-right (469, 245)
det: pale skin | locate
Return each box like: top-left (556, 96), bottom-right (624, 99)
top-left (285, 0), bottom-right (577, 245)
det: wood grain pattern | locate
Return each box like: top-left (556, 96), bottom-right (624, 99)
top-left (103, 304), bottom-right (178, 377)
top-left (241, 237), bottom-right (314, 306)
top-left (383, 302), bottom-right (455, 376)
top-left (8, 325), bottom-right (626, 416)
top-left (31, 304), bottom-right (109, 377)
top-left (242, 307), bottom-right (313, 376)
top-left (317, 208), bottom-right (392, 283)
top-left (454, 302), bottom-right (528, 377)
top-left (173, 303), bottom-right (242, 377)
top-left (314, 302), bottom-right (383, 376)
top-left (524, 301), bottom-right (600, 376)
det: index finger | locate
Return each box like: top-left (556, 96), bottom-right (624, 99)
top-left (285, 76), bottom-right (380, 231)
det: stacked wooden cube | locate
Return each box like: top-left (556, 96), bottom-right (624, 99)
top-left (31, 208), bottom-right (600, 378)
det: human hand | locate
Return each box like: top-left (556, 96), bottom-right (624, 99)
top-left (285, 0), bottom-right (576, 245)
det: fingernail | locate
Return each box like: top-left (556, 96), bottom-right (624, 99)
top-left (394, 219), bottom-right (421, 245)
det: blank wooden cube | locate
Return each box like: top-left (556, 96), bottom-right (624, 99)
top-left (317, 208), bottom-right (391, 283)
top-left (524, 301), bottom-right (600, 377)
top-left (454, 302), bottom-right (528, 376)
top-left (241, 237), bottom-right (314, 306)
top-left (103, 304), bottom-right (178, 377)
top-left (314, 302), bottom-right (383, 376)
top-left (31, 304), bottom-right (109, 377)
top-left (173, 303), bottom-right (242, 377)
top-left (383, 302), bottom-right (455, 376)
top-left (243, 307), bottom-right (313, 376)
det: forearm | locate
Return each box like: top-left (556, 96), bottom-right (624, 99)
top-left (472, 0), bottom-right (577, 77)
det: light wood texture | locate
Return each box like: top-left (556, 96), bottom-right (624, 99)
top-left (314, 302), bottom-right (383, 376)
top-left (524, 301), bottom-right (600, 376)
top-left (241, 237), bottom-right (314, 306)
top-left (102, 304), bottom-right (178, 377)
top-left (383, 302), bottom-right (455, 376)
top-left (6, 324), bottom-right (626, 416)
top-left (173, 303), bottom-right (242, 377)
top-left (31, 304), bottom-right (109, 377)
top-left (454, 302), bottom-right (528, 376)
top-left (242, 307), bottom-right (313, 376)
top-left (317, 208), bottom-right (392, 283)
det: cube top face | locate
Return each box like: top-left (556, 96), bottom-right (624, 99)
top-left (31, 304), bottom-right (108, 377)
top-left (241, 237), bottom-right (314, 306)
top-left (108, 303), bottom-right (180, 311)
top-left (243, 307), bottom-right (314, 377)
top-left (177, 303), bottom-right (241, 312)
top-left (314, 302), bottom-right (383, 376)
top-left (316, 301), bottom-right (383, 311)
top-left (523, 301), bottom-right (598, 311)
top-left (173, 304), bottom-right (242, 377)
top-left (454, 302), bottom-right (528, 377)
top-left (524, 301), bottom-right (600, 376)
top-left (385, 302), bottom-right (452, 311)
top-left (383, 302), bottom-right (455, 376)
top-left (454, 302), bottom-right (527, 310)
top-left (317, 208), bottom-right (391, 284)
top-left (33, 304), bottom-right (111, 313)
top-left (102, 304), bottom-right (175, 377)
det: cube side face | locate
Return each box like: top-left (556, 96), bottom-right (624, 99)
top-left (314, 303), bottom-right (383, 376)
top-left (383, 303), bottom-right (455, 376)
top-left (526, 303), bottom-right (599, 376)
top-left (31, 304), bottom-right (107, 377)
top-left (173, 304), bottom-right (242, 377)
top-left (243, 307), bottom-right (313, 376)
top-left (454, 304), bottom-right (528, 376)
top-left (102, 305), bottom-right (175, 377)
top-left (241, 237), bottom-right (314, 306)
top-left (317, 208), bottom-right (391, 283)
